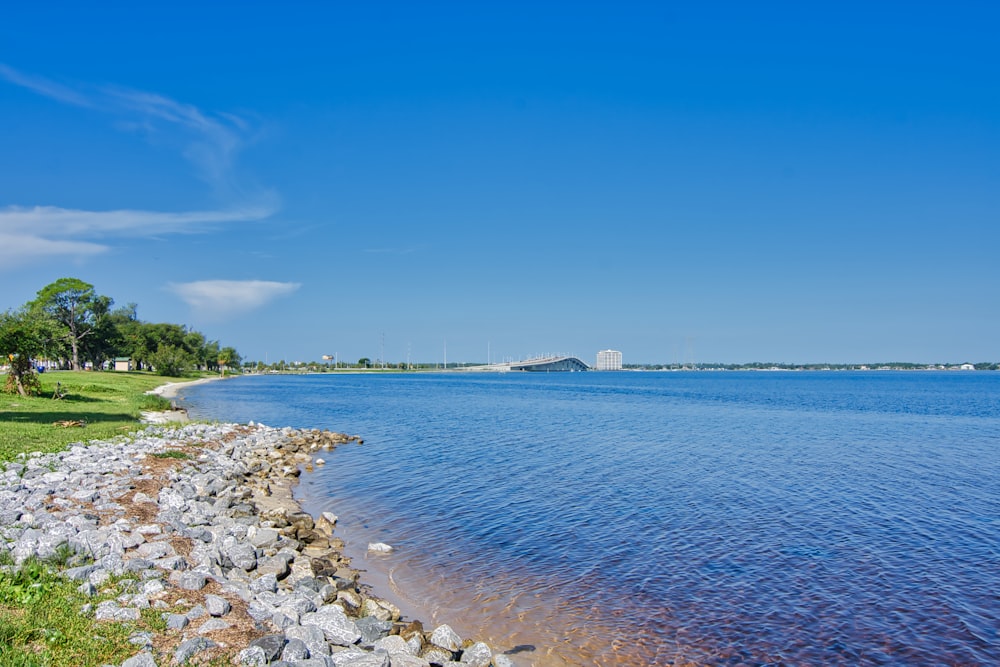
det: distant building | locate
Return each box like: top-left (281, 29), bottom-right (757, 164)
top-left (595, 349), bottom-right (622, 371)
top-left (113, 357), bottom-right (133, 372)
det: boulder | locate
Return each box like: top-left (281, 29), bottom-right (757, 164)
top-left (301, 604), bottom-right (362, 646)
top-left (429, 624), bottom-right (462, 652)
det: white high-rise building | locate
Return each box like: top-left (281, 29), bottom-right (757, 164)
top-left (595, 349), bottom-right (622, 371)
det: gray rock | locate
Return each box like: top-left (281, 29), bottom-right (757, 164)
top-left (285, 623), bottom-right (331, 657)
top-left (121, 651), bottom-right (157, 667)
top-left (327, 649), bottom-right (372, 666)
top-left (129, 630), bottom-right (154, 645)
top-left (174, 636), bottom-right (217, 664)
top-left (356, 616), bottom-right (393, 645)
top-left (154, 554), bottom-right (189, 571)
top-left (236, 646), bottom-right (268, 666)
top-left (429, 625), bottom-right (461, 652)
top-left (124, 558), bottom-right (153, 573)
top-left (225, 540), bottom-right (258, 570)
top-left (205, 593), bottom-right (231, 616)
top-left (135, 540), bottom-right (174, 560)
top-left (301, 604), bottom-right (362, 646)
top-left (95, 601), bottom-right (141, 622)
top-left (170, 571), bottom-right (206, 590)
top-left (248, 634), bottom-right (287, 661)
top-left (165, 613), bottom-right (189, 630)
top-left (250, 571), bottom-right (279, 593)
top-left (186, 604), bottom-right (207, 620)
top-left (388, 655), bottom-right (431, 667)
top-left (419, 647), bottom-right (454, 665)
top-left (257, 554), bottom-right (291, 579)
top-left (491, 655), bottom-right (516, 667)
top-left (158, 487), bottom-right (187, 511)
top-left (272, 608), bottom-right (300, 630)
top-left (249, 526), bottom-right (280, 548)
top-left (333, 652), bottom-right (389, 667)
top-left (141, 579), bottom-right (165, 596)
top-left (89, 568), bottom-right (111, 586)
top-left (246, 600), bottom-right (274, 622)
top-left (459, 642), bottom-right (492, 667)
top-left (281, 637), bottom-right (310, 661)
top-left (64, 563), bottom-right (101, 581)
top-left (373, 635), bottom-right (412, 656)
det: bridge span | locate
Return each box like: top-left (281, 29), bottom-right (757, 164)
top-left (504, 355), bottom-right (590, 372)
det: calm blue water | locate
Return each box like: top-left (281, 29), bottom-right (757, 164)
top-left (180, 371), bottom-right (1000, 666)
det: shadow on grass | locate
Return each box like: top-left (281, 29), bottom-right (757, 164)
top-left (0, 411), bottom-right (137, 425)
top-left (51, 394), bottom-right (103, 403)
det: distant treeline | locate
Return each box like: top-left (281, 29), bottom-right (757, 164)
top-left (1, 277), bottom-right (240, 395)
top-left (623, 362), bottom-right (998, 371)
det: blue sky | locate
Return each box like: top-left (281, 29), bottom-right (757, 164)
top-left (1, 2), bottom-right (997, 365)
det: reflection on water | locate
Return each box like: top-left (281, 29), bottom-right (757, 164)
top-left (182, 372), bottom-right (1000, 666)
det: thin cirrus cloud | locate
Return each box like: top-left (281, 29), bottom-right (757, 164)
top-left (167, 280), bottom-right (301, 318)
top-left (0, 63), bottom-right (276, 268)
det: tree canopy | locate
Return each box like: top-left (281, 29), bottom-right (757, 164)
top-left (30, 277), bottom-right (103, 371)
top-left (0, 307), bottom-right (55, 395)
top-left (1, 278), bottom-right (242, 391)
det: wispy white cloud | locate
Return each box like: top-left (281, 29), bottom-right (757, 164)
top-left (0, 204), bottom-right (275, 268)
top-left (0, 63), bottom-right (94, 108)
top-left (0, 233), bottom-right (107, 265)
top-left (0, 64), bottom-right (277, 268)
top-left (103, 87), bottom-right (248, 189)
top-left (0, 204), bottom-right (274, 236)
top-left (167, 280), bottom-right (301, 318)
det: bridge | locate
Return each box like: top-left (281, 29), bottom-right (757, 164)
top-left (504, 355), bottom-right (590, 372)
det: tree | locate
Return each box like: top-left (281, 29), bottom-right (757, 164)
top-left (31, 278), bottom-right (109, 371)
top-left (78, 294), bottom-right (116, 368)
top-left (217, 346), bottom-right (241, 375)
top-left (358, 357), bottom-right (371, 368)
top-left (0, 308), bottom-right (53, 396)
top-left (147, 343), bottom-right (193, 377)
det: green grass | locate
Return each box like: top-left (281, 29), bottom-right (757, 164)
top-left (0, 372), bottom-right (223, 665)
top-left (151, 450), bottom-right (191, 460)
top-left (0, 556), bottom-right (170, 667)
top-left (0, 371), bottom-right (192, 462)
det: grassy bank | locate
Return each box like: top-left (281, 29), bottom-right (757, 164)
top-left (0, 371), bottom-right (216, 666)
top-left (0, 371), bottom-right (190, 462)
top-left (0, 550), bottom-right (171, 667)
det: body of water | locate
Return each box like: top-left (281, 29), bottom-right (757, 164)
top-left (180, 371), bottom-right (1000, 665)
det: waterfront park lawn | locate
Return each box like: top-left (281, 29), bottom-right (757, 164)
top-left (0, 370), bottom-right (188, 462)
top-left (0, 370), bottom-right (200, 666)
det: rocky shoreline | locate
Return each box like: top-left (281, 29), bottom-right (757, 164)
top-left (0, 421), bottom-right (516, 666)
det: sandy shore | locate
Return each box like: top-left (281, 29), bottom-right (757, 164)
top-left (148, 375), bottom-right (226, 399)
top-left (141, 376), bottom-right (226, 424)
